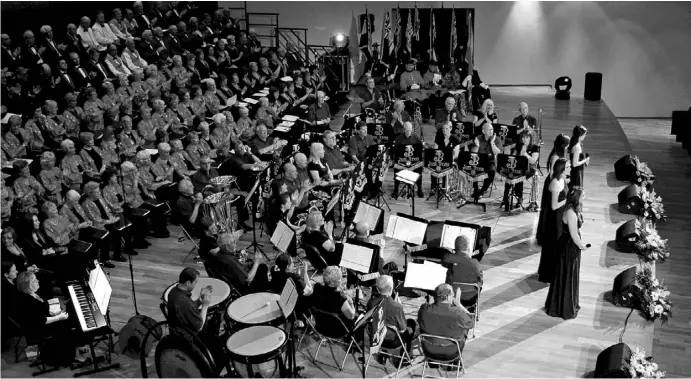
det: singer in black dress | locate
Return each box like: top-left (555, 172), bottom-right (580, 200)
top-left (537, 158), bottom-right (568, 283)
top-left (568, 125), bottom-right (589, 189)
top-left (536, 134), bottom-right (570, 245)
top-left (545, 188), bottom-right (588, 320)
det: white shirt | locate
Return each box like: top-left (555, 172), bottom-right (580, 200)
top-left (92, 22), bottom-right (118, 46)
top-left (108, 19), bottom-right (132, 39)
top-left (121, 48), bottom-right (147, 71)
top-left (105, 54), bottom-right (131, 77)
top-left (77, 26), bottom-right (105, 51)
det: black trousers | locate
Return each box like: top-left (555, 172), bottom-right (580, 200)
top-left (503, 169), bottom-right (536, 200)
top-left (473, 165), bottom-right (496, 195)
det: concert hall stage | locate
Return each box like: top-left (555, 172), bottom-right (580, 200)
top-left (3, 87), bottom-right (688, 378)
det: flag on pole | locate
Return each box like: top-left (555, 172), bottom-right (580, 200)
top-left (465, 9), bottom-right (474, 74)
top-left (382, 9), bottom-right (392, 62)
top-left (394, 6), bottom-right (401, 55)
top-left (450, 6), bottom-right (457, 61)
top-left (405, 8), bottom-right (413, 54)
top-left (413, 4), bottom-right (420, 40)
top-left (430, 9), bottom-right (437, 61)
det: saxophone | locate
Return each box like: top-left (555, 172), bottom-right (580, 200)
top-left (414, 105), bottom-right (424, 142)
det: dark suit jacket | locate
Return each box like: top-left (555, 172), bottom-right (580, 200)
top-left (2, 47), bottom-right (17, 71)
top-left (19, 44), bottom-right (43, 68)
top-left (85, 59), bottom-right (110, 88)
top-left (166, 34), bottom-right (186, 56)
top-left (55, 70), bottom-right (78, 95)
top-left (138, 41), bottom-right (160, 64)
top-left (41, 39), bottom-right (64, 66)
top-left (69, 66), bottom-right (91, 89)
top-left (135, 14), bottom-right (154, 33)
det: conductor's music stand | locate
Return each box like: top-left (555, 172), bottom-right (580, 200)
top-left (456, 152), bottom-right (490, 213)
top-left (424, 148), bottom-right (455, 208)
top-left (395, 170), bottom-right (421, 216)
top-left (365, 144), bottom-right (390, 211)
top-left (392, 143), bottom-right (424, 199)
top-left (496, 154), bottom-right (528, 214)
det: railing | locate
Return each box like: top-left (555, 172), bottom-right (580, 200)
top-left (276, 27), bottom-right (309, 64)
top-left (246, 12), bottom-right (279, 48)
top-left (223, 1), bottom-right (248, 31)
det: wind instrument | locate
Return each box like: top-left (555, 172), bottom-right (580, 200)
top-left (413, 104), bottom-right (424, 142)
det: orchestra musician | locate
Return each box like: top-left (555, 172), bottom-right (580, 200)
top-left (302, 210), bottom-right (338, 265)
top-left (360, 76), bottom-right (385, 111)
top-left (474, 99), bottom-right (498, 126)
top-left (307, 142), bottom-right (341, 188)
top-left (392, 122), bottom-right (424, 199)
top-left (322, 130), bottom-right (354, 177)
top-left (443, 235), bottom-right (483, 308)
top-left (468, 123), bottom-right (502, 201)
top-left (511, 102), bottom-right (536, 145)
top-left (307, 91), bottom-right (331, 133)
top-left (431, 121), bottom-right (461, 192)
top-left (247, 123), bottom-right (274, 162)
top-left (417, 284), bottom-right (474, 361)
top-left (502, 130), bottom-right (539, 210)
top-left (435, 97), bottom-right (464, 138)
top-left (348, 121), bottom-right (375, 165)
top-left (386, 99), bottom-right (410, 136)
top-left (222, 140), bottom-right (262, 193)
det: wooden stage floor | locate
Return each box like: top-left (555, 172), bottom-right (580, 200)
top-left (2, 87), bottom-right (689, 378)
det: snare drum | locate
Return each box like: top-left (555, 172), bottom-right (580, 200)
top-left (226, 292), bottom-right (283, 328)
top-left (226, 325), bottom-right (288, 378)
top-left (162, 278), bottom-right (231, 334)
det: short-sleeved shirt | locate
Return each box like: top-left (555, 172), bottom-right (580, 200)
top-left (167, 285), bottom-right (203, 332)
top-left (348, 134), bottom-right (374, 162)
top-left (208, 251), bottom-right (249, 294)
top-left (226, 153), bottom-right (256, 191)
top-left (190, 168), bottom-right (219, 194)
top-left (270, 270), bottom-right (306, 296)
top-left (302, 229), bottom-right (335, 263)
top-left (311, 283), bottom-right (350, 327)
top-left (324, 145), bottom-right (348, 170)
top-left (307, 102), bottom-right (331, 123)
top-left (367, 293), bottom-right (406, 343)
top-left (248, 136), bottom-right (274, 161)
top-left (418, 302), bottom-right (473, 348)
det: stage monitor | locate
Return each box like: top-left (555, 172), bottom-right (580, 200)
top-left (352, 201), bottom-right (385, 235)
top-left (440, 220), bottom-right (480, 253)
top-left (89, 261), bottom-right (112, 315)
top-left (385, 213), bottom-right (428, 245)
top-left (339, 239), bottom-right (379, 274)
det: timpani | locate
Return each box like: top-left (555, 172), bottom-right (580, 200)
top-left (226, 292), bottom-right (283, 328)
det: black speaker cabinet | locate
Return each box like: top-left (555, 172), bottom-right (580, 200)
top-left (594, 343), bottom-right (633, 378)
top-left (584, 72), bottom-right (603, 101)
top-left (615, 219), bottom-right (638, 252)
top-left (671, 110), bottom-right (686, 137)
top-left (617, 184), bottom-right (642, 215)
top-left (683, 106), bottom-right (691, 151)
top-left (613, 155), bottom-right (636, 182)
top-left (612, 266), bottom-right (639, 307)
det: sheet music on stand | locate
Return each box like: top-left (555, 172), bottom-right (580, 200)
top-left (395, 169), bottom-right (420, 184)
top-left (385, 213), bottom-right (427, 245)
top-left (270, 221), bottom-right (295, 253)
top-left (404, 261), bottom-right (448, 291)
top-left (89, 262), bottom-right (112, 314)
top-left (243, 97), bottom-right (259, 105)
top-left (353, 202), bottom-right (383, 233)
top-left (440, 223), bottom-right (479, 251)
top-left (278, 278), bottom-right (298, 319)
top-left (340, 241), bottom-right (376, 274)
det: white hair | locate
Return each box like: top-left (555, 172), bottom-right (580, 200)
top-left (39, 25), bottom-right (52, 34)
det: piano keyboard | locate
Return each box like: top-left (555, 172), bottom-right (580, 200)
top-left (67, 283), bottom-right (106, 332)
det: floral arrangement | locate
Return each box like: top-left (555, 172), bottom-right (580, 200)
top-left (635, 267), bottom-right (672, 324)
top-left (630, 155), bottom-right (656, 186)
top-left (632, 220), bottom-right (670, 263)
top-left (626, 344), bottom-right (665, 378)
top-left (637, 186), bottom-right (667, 223)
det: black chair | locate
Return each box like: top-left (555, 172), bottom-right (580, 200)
top-left (418, 333), bottom-right (466, 378)
top-left (6, 315), bottom-right (61, 376)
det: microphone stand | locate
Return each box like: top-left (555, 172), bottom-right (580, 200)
top-left (246, 174), bottom-right (270, 261)
top-left (119, 169), bottom-right (140, 316)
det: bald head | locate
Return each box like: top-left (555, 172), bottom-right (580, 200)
top-left (294, 153), bottom-right (307, 168)
top-left (354, 221), bottom-right (369, 237)
top-left (66, 190), bottom-right (80, 202)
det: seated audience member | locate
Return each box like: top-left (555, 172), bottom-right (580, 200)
top-left (38, 152), bottom-right (63, 205)
top-left (418, 283), bottom-right (474, 362)
top-left (2, 227), bottom-right (37, 272)
top-left (59, 139), bottom-right (86, 191)
top-left (136, 150), bottom-right (172, 199)
top-left (311, 265), bottom-right (358, 327)
top-left (235, 106), bottom-right (256, 141)
top-left (175, 178), bottom-right (204, 236)
top-left (222, 140), bottom-right (261, 192)
top-left (2, 261), bottom-right (19, 319)
top-left (81, 181), bottom-right (129, 265)
top-left (12, 159), bottom-right (44, 216)
top-left (443, 235), bottom-right (483, 307)
top-left (17, 213), bottom-right (55, 266)
top-left (367, 275), bottom-right (418, 359)
top-left (208, 232), bottom-right (267, 295)
top-left (170, 138), bottom-right (198, 174)
top-left (41, 201), bottom-right (77, 249)
top-left (302, 211), bottom-right (338, 265)
top-left (79, 132), bottom-right (107, 175)
top-left (2, 115), bottom-right (28, 159)
top-left (59, 189), bottom-right (95, 242)
top-left (151, 142), bottom-right (176, 182)
top-left (197, 122), bottom-right (217, 160)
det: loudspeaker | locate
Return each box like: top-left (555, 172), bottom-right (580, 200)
top-left (615, 219), bottom-right (638, 252)
top-left (617, 184), bottom-right (642, 215)
top-left (683, 106), bottom-right (691, 151)
top-left (613, 155), bottom-right (636, 182)
top-left (594, 343), bottom-right (633, 378)
top-left (671, 110), bottom-right (686, 137)
top-left (584, 72), bottom-right (603, 101)
top-left (612, 266), bottom-right (639, 307)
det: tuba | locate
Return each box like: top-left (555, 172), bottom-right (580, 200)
top-left (202, 190), bottom-right (239, 234)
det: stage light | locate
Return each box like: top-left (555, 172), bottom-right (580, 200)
top-left (329, 33), bottom-right (349, 48)
top-left (555, 76), bottom-right (572, 100)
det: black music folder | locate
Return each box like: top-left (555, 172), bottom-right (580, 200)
top-left (496, 154), bottom-right (529, 179)
top-left (393, 144), bottom-right (424, 170)
top-left (424, 148), bottom-right (454, 175)
top-left (385, 213), bottom-right (428, 246)
top-left (452, 121), bottom-right (479, 145)
top-left (457, 152), bottom-right (490, 179)
top-left (352, 201), bottom-right (385, 235)
top-left (367, 123), bottom-right (394, 145)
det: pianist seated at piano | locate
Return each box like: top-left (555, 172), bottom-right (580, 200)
top-left (13, 271), bottom-right (86, 364)
top-left (307, 91), bottom-right (331, 133)
top-left (502, 130), bottom-right (539, 210)
top-left (443, 235), bottom-right (483, 308)
top-left (248, 123), bottom-right (275, 161)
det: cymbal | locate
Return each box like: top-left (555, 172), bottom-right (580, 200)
top-left (347, 95), bottom-right (364, 103)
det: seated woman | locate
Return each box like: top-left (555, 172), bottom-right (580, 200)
top-left (307, 142), bottom-right (340, 189)
top-left (206, 232), bottom-right (269, 295)
top-left (302, 211), bottom-right (339, 266)
top-left (264, 194), bottom-right (302, 237)
top-left (2, 227), bottom-right (35, 272)
top-left (310, 265), bottom-right (358, 329)
top-left (18, 213), bottom-right (56, 267)
top-left (502, 130), bottom-right (539, 210)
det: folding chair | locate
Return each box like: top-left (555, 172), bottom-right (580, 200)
top-left (418, 333), bottom-right (466, 378)
top-left (364, 325), bottom-right (413, 378)
top-left (452, 282), bottom-right (481, 338)
top-left (303, 306), bottom-right (375, 372)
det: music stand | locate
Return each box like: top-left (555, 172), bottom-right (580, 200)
top-left (424, 148), bottom-right (455, 208)
top-left (392, 143), bottom-right (424, 200)
top-left (395, 170), bottom-right (421, 216)
top-left (456, 152), bottom-right (490, 212)
top-left (351, 201), bottom-right (385, 235)
top-left (367, 123), bottom-right (394, 146)
top-left (365, 144), bottom-right (390, 211)
top-left (494, 123), bottom-right (517, 152)
top-left (452, 121), bottom-right (478, 148)
top-left (336, 239), bottom-right (379, 312)
top-left (496, 154), bottom-right (529, 213)
top-left (270, 220), bottom-right (296, 256)
top-left (244, 172), bottom-right (270, 261)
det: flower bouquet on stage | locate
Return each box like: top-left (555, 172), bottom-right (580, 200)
top-left (632, 220), bottom-right (670, 264)
top-left (626, 345), bottom-right (666, 379)
top-left (634, 267), bottom-right (672, 324)
top-left (631, 155), bottom-right (656, 187)
top-left (637, 186), bottom-right (667, 224)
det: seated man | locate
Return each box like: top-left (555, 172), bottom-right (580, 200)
top-left (307, 90), bottom-right (331, 132)
top-left (293, 153), bottom-right (311, 185)
top-left (175, 179), bottom-right (204, 237)
top-left (366, 275), bottom-right (417, 359)
top-left (271, 162), bottom-right (310, 214)
top-left (247, 123), bottom-right (275, 162)
top-left (221, 140), bottom-right (262, 193)
top-left (323, 130), bottom-right (354, 177)
top-left (443, 235), bottom-right (483, 308)
top-left (417, 283), bottom-right (474, 362)
top-left (359, 76), bottom-right (384, 111)
top-left (348, 121), bottom-right (374, 165)
top-left (468, 123), bottom-right (501, 200)
top-left (207, 232), bottom-right (267, 295)
top-left (392, 122), bottom-right (424, 199)
top-left (191, 154), bottom-right (221, 195)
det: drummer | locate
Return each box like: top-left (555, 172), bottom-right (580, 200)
top-left (359, 76), bottom-right (385, 112)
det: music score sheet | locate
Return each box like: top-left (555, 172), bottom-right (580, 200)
top-left (270, 221), bottom-right (294, 253)
top-left (278, 278), bottom-right (298, 318)
top-left (353, 203), bottom-right (382, 232)
top-left (340, 242), bottom-right (374, 274)
top-left (404, 261), bottom-right (447, 291)
top-left (440, 225), bottom-right (478, 251)
top-left (385, 215), bottom-right (426, 245)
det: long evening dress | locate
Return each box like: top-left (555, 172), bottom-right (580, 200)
top-left (535, 173), bottom-right (553, 245)
top-left (536, 181), bottom-right (567, 283)
top-left (545, 213), bottom-right (582, 320)
top-left (569, 151), bottom-right (585, 189)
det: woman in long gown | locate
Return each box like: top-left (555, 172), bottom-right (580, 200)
top-left (536, 134), bottom-right (570, 244)
top-left (545, 187), bottom-right (589, 319)
top-left (536, 158), bottom-right (568, 283)
top-left (568, 125), bottom-right (590, 189)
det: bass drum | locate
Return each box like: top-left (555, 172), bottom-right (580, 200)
top-left (154, 333), bottom-right (218, 378)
